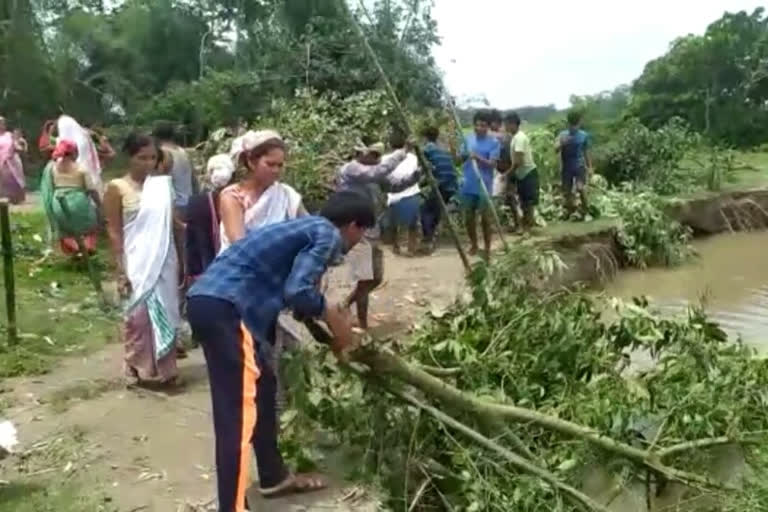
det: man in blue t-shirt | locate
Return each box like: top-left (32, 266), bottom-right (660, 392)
top-left (460, 110), bottom-right (500, 258)
top-left (419, 125), bottom-right (458, 253)
top-left (557, 110), bottom-right (593, 218)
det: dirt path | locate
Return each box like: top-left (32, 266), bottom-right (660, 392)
top-left (3, 243), bottom-right (467, 511)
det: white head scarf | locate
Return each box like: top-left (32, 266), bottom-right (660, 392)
top-left (229, 129), bottom-right (283, 163)
top-left (207, 154), bottom-right (235, 188)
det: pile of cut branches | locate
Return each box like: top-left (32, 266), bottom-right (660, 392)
top-left (281, 247), bottom-right (768, 511)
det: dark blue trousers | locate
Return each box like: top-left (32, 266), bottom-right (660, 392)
top-left (187, 296), bottom-right (287, 512)
top-left (421, 187), bottom-right (455, 241)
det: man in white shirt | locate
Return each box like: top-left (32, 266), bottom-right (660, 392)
top-left (504, 112), bottom-right (539, 230)
top-left (384, 132), bottom-right (421, 255)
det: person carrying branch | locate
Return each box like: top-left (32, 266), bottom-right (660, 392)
top-left (186, 191), bottom-right (369, 511)
top-left (459, 109), bottom-right (500, 259)
top-left (336, 139), bottom-right (418, 330)
top-left (556, 110), bottom-right (593, 219)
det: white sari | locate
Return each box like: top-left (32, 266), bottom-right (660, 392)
top-left (218, 182), bottom-right (302, 253)
top-left (125, 175), bottom-right (180, 360)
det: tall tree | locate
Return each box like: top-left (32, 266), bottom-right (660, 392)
top-left (631, 8), bottom-right (768, 146)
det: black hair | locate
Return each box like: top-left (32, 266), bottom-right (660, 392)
top-left (241, 138), bottom-right (286, 167)
top-left (320, 190), bottom-right (376, 228)
top-left (389, 129), bottom-right (407, 150)
top-left (152, 121), bottom-right (176, 141)
top-left (473, 109), bottom-right (492, 125)
top-left (504, 112), bottom-right (521, 126)
top-left (489, 109), bottom-right (503, 125)
top-left (122, 132), bottom-right (158, 157)
top-left (422, 125), bottom-right (440, 142)
top-left (567, 110), bottom-right (583, 126)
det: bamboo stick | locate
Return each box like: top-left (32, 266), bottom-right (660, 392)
top-left (384, 382), bottom-right (612, 512)
top-left (0, 199), bottom-right (17, 344)
top-left (338, 0), bottom-right (471, 272)
top-left (445, 101), bottom-right (509, 251)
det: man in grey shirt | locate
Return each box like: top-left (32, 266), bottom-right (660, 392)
top-left (153, 121), bottom-right (197, 211)
top-left (336, 140), bottom-right (419, 329)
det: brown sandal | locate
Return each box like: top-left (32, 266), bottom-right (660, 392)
top-left (259, 473), bottom-right (328, 499)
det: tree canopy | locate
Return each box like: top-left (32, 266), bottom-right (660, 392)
top-left (630, 8), bottom-right (768, 147)
top-left (0, 0), bottom-right (444, 141)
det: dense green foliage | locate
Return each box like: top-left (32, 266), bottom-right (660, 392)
top-left (630, 8), bottom-right (768, 147)
top-left (1, 0), bottom-right (443, 142)
top-left (282, 247), bottom-right (768, 510)
top-left (195, 88), bottom-right (395, 206)
top-left (597, 117), bottom-right (701, 194)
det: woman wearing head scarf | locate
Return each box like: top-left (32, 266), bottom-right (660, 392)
top-left (40, 140), bottom-right (101, 254)
top-left (103, 133), bottom-right (181, 388)
top-left (218, 130), bottom-right (307, 251)
top-left (183, 154), bottom-right (235, 286)
top-left (0, 116), bottom-right (26, 204)
top-left (56, 115), bottom-right (103, 193)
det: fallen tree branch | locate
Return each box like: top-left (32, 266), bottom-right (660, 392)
top-left (659, 434), bottom-right (765, 460)
top-left (375, 377), bottom-right (611, 512)
top-left (303, 321), bottom-right (733, 493)
top-left (351, 346), bottom-right (733, 490)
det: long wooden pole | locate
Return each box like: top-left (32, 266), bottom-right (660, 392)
top-left (445, 100), bottom-right (509, 251)
top-left (0, 199), bottom-right (17, 344)
top-left (338, 0), bottom-right (471, 273)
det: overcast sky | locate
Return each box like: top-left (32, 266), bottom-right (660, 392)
top-left (431, 1), bottom-right (763, 109)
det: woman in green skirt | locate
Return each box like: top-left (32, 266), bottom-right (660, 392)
top-left (40, 139), bottom-right (101, 254)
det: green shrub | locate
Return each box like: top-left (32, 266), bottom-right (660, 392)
top-left (598, 117), bottom-right (701, 194)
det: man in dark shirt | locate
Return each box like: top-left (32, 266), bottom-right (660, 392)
top-left (187, 191), bottom-right (372, 511)
top-left (419, 125), bottom-right (458, 252)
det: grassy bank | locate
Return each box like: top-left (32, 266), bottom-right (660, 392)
top-left (0, 211), bottom-right (118, 378)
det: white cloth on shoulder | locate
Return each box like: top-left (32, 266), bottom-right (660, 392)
top-left (57, 115), bottom-right (102, 193)
top-left (124, 175), bottom-right (180, 359)
top-left (386, 152), bottom-right (420, 206)
top-left (218, 182), bottom-right (302, 253)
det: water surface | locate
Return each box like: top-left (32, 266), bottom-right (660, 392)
top-left (604, 232), bottom-right (768, 349)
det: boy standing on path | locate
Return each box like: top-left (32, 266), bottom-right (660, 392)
top-left (557, 111), bottom-right (593, 218)
top-left (460, 110), bottom-right (500, 259)
top-left (505, 112), bottom-right (539, 230)
top-left (187, 191), bottom-right (370, 512)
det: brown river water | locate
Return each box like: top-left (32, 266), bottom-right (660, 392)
top-left (593, 232), bottom-right (763, 510)
top-left (604, 231), bottom-right (768, 350)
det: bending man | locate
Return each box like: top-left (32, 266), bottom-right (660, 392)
top-left (187, 191), bottom-right (367, 511)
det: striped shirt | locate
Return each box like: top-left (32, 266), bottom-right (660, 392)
top-left (188, 216), bottom-right (342, 343)
top-left (423, 142), bottom-right (457, 192)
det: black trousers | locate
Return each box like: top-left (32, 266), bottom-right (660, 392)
top-left (421, 187), bottom-right (455, 241)
top-left (187, 296), bottom-right (287, 512)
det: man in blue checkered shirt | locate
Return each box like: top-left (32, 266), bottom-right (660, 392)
top-left (187, 191), bottom-right (372, 510)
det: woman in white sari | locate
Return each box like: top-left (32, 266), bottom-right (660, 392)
top-left (104, 133), bottom-right (181, 387)
top-left (219, 130), bottom-right (306, 404)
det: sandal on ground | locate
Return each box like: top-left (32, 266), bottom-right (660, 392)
top-left (259, 473), bottom-right (328, 499)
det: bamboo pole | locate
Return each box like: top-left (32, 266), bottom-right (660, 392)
top-left (365, 0), bottom-right (509, 252)
top-left (0, 199), bottom-right (17, 344)
top-left (445, 100), bottom-right (509, 251)
top-left (338, 0), bottom-right (471, 273)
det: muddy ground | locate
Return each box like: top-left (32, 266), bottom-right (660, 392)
top-left (2, 219), bottom-right (466, 512)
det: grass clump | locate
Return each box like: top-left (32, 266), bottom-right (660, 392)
top-left (0, 211), bottom-right (118, 377)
